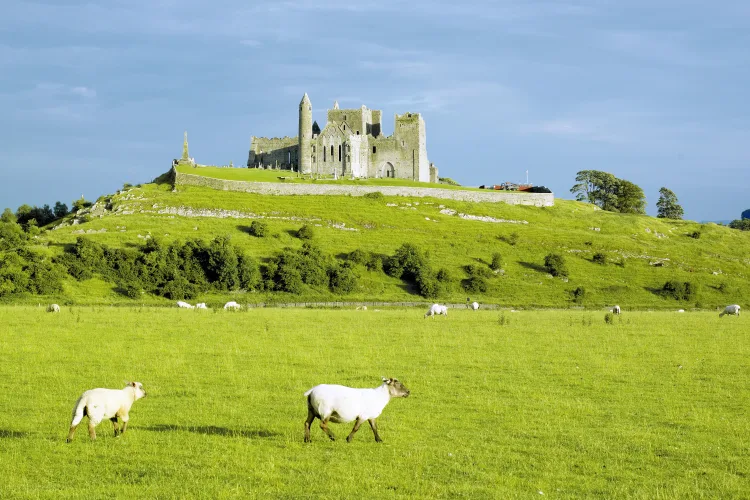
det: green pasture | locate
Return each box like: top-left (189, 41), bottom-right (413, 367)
top-left (32, 180), bottom-right (750, 308)
top-left (0, 307), bottom-right (747, 498)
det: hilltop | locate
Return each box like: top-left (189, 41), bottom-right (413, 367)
top-left (13, 165), bottom-right (744, 309)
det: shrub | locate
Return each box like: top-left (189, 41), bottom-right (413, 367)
top-left (297, 224), bottom-right (315, 240)
top-left (570, 286), bottom-right (586, 303)
top-left (604, 312), bottom-right (614, 324)
top-left (490, 252), bottom-right (503, 271)
top-left (386, 243), bottom-right (428, 280)
top-left (122, 282), bottom-right (142, 299)
top-left (363, 191), bottom-right (384, 201)
top-left (328, 264), bottom-right (357, 294)
top-left (544, 253), bottom-right (568, 277)
top-left (347, 248), bottom-right (368, 265)
top-left (416, 269), bottom-right (440, 299)
top-left (592, 252), bottom-right (607, 265)
top-left (463, 276), bottom-right (488, 293)
top-left (249, 220), bottom-right (269, 238)
top-left (276, 267), bottom-right (304, 294)
top-left (436, 268), bottom-right (451, 282)
top-left (464, 263), bottom-right (492, 278)
top-left (689, 231), bottom-right (701, 239)
top-left (365, 253), bottom-right (384, 272)
top-left (661, 280), bottom-right (698, 301)
top-left (498, 232), bottom-right (519, 246)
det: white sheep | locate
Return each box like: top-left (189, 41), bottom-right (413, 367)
top-left (471, 301), bottom-right (479, 310)
top-left (196, 303), bottom-right (208, 309)
top-left (47, 304), bottom-right (60, 313)
top-left (677, 309), bottom-right (685, 313)
top-left (223, 301), bottom-right (241, 310)
top-left (66, 382), bottom-right (147, 442)
top-left (424, 303), bottom-right (448, 318)
top-left (719, 304), bottom-right (740, 317)
top-left (176, 301), bottom-right (194, 309)
top-left (612, 305), bottom-right (621, 314)
top-left (304, 377), bottom-right (410, 443)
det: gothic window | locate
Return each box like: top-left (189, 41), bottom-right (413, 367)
top-left (356, 131), bottom-right (360, 135)
top-left (323, 148), bottom-right (326, 161)
top-left (372, 146), bottom-right (377, 154)
top-left (330, 145), bottom-right (334, 157)
top-left (338, 145), bottom-right (342, 161)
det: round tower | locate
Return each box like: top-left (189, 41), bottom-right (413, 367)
top-left (298, 93), bottom-right (312, 174)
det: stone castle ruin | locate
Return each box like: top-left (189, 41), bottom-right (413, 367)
top-left (248, 94), bottom-right (438, 182)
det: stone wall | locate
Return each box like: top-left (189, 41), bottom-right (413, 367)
top-left (174, 170), bottom-right (555, 206)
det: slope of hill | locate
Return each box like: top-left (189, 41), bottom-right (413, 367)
top-left (25, 175), bottom-right (750, 308)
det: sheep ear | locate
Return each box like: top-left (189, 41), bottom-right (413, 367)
top-left (130, 381), bottom-right (137, 387)
top-left (382, 377), bottom-right (389, 384)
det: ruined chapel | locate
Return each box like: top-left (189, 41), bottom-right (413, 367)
top-left (247, 94), bottom-right (437, 182)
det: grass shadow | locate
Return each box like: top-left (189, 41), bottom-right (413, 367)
top-left (518, 261), bottom-right (547, 274)
top-left (643, 286), bottom-right (663, 296)
top-left (143, 424), bottom-right (279, 439)
top-left (0, 430), bottom-right (27, 439)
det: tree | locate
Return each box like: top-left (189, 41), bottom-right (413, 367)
top-left (53, 202), bottom-right (69, 219)
top-left (742, 209), bottom-right (750, 220)
top-left (615, 180), bottom-right (646, 214)
top-left (1, 208), bottom-right (16, 223)
top-left (728, 219), bottom-right (750, 231)
top-left (656, 187), bottom-right (684, 219)
top-left (570, 170), bottom-right (646, 214)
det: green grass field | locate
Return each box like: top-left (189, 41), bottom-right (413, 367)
top-left (30, 179), bottom-right (750, 309)
top-left (0, 307), bottom-right (747, 498)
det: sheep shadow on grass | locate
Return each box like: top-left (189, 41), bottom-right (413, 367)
top-left (143, 424), bottom-right (278, 439)
top-left (0, 430), bottom-right (27, 439)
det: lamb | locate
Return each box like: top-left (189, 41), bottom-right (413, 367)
top-left (304, 378), bottom-right (410, 443)
top-left (719, 304), bottom-right (741, 317)
top-left (612, 305), bottom-right (621, 314)
top-left (47, 304), bottom-right (60, 313)
top-left (196, 303), bottom-right (208, 309)
top-left (176, 301), bottom-right (194, 309)
top-left (66, 382), bottom-right (147, 442)
top-left (424, 303), bottom-right (448, 318)
top-left (223, 301), bottom-right (241, 310)
top-left (471, 301), bottom-right (480, 310)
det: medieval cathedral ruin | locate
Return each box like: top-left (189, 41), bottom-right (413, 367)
top-left (247, 94), bottom-right (438, 182)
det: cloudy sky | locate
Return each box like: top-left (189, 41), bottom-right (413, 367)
top-left (1, 0), bottom-right (748, 221)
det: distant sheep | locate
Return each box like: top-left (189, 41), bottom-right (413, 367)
top-left (67, 382), bottom-right (147, 442)
top-left (677, 309), bottom-right (685, 313)
top-left (471, 301), bottom-right (479, 310)
top-left (196, 303), bottom-right (208, 309)
top-left (424, 304), bottom-right (448, 318)
top-left (47, 304), bottom-right (60, 313)
top-left (176, 301), bottom-right (194, 309)
top-left (224, 301), bottom-right (241, 310)
top-left (719, 304), bottom-right (740, 317)
top-left (612, 305), bottom-right (621, 315)
top-left (304, 377), bottom-right (410, 443)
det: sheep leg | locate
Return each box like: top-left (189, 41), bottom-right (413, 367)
top-left (319, 418), bottom-right (335, 441)
top-left (88, 421), bottom-right (97, 440)
top-left (111, 417), bottom-right (120, 436)
top-left (304, 408), bottom-right (316, 443)
top-left (120, 420), bottom-right (128, 435)
top-left (346, 418), bottom-right (364, 443)
top-left (368, 419), bottom-right (383, 443)
top-left (66, 425), bottom-right (77, 442)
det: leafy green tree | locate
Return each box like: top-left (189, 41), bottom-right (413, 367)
top-left (1, 208), bottom-right (16, 223)
top-left (728, 219), bottom-right (750, 231)
top-left (656, 187), bottom-right (684, 219)
top-left (615, 180), bottom-right (646, 214)
top-left (544, 253), bottom-right (568, 278)
top-left (742, 209), bottom-right (750, 220)
top-left (53, 202), bottom-right (69, 219)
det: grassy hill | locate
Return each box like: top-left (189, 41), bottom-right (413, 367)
top-left (23, 171), bottom-right (750, 308)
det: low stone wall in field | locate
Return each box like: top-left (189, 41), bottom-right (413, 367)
top-left (174, 170), bottom-right (555, 206)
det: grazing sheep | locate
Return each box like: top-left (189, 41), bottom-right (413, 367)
top-left (719, 304), bottom-right (741, 317)
top-left (424, 303), bottom-right (448, 318)
top-left (176, 301), bottom-right (194, 309)
top-left (47, 304), bottom-right (61, 313)
top-left (304, 378), bottom-right (410, 443)
top-left (224, 301), bottom-right (241, 310)
top-left (471, 301), bottom-right (480, 310)
top-left (677, 309), bottom-right (685, 313)
top-left (196, 303), bottom-right (208, 309)
top-left (612, 305), bottom-right (621, 315)
top-left (67, 382), bottom-right (147, 442)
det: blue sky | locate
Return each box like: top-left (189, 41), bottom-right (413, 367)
top-left (1, 0), bottom-right (748, 221)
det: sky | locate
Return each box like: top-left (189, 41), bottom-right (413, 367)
top-left (1, 0), bottom-right (748, 222)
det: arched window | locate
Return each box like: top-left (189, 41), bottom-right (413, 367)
top-left (323, 147), bottom-right (326, 162)
top-left (338, 145), bottom-right (342, 161)
top-left (356, 131), bottom-right (360, 135)
top-left (372, 146), bottom-right (376, 154)
top-left (330, 145), bottom-right (334, 157)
